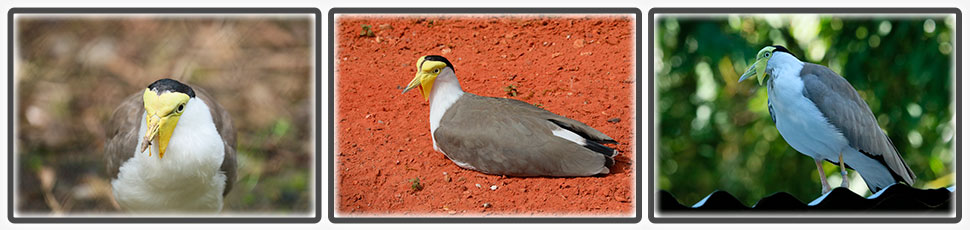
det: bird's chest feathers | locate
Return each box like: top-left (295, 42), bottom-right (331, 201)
top-left (112, 100), bottom-right (227, 211)
top-left (136, 101), bottom-right (225, 175)
top-left (427, 74), bottom-right (464, 152)
top-left (768, 71), bottom-right (849, 160)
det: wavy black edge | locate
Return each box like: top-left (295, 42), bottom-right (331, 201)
top-left (660, 184), bottom-right (954, 213)
top-left (648, 7), bottom-right (961, 224)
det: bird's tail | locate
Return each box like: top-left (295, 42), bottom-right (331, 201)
top-left (885, 135), bottom-right (917, 184)
top-left (584, 141), bottom-right (617, 167)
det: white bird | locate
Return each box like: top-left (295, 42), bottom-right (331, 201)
top-left (105, 78), bottom-right (236, 212)
top-left (738, 45), bottom-right (915, 194)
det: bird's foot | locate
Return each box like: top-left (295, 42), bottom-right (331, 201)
top-left (838, 152), bottom-right (849, 188)
top-left (840, 171), bottom-right (849, 188)
top-left (815, 159), bottom-right (833, 194)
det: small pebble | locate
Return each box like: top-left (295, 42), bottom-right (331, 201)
top-left (483, 203), bottom-right (492, 208)
top-left (475, 184), bottom-right (482, 188)
top-left (490, 185), bottom-right (498, 191)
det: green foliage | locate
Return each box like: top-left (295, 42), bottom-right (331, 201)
top-left (504, 84), bottom-right (520, 97)
top-left (272, 118), bottom-right (293, 140)
top-left (656, 15), bottom-right (955, 205)
top-left (409, 177), bottom-right (424, 192)
top-left (360, 24), bottom-right (375, 37)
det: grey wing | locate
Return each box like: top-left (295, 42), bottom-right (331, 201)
top-left (433, 94), bottom-right (614, 177)
top-left (799, 63), bottom-right (916, 184)
top-left (105, 92), bottom-right (144, 179)
top-left (193, 85), bottom-right (237, 196)
top-left (502, 97), bottom-right (616, 144)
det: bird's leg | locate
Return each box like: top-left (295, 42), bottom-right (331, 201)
top-left (839, 152), bottom-right (849, 188)
top-left (815, 159), bottom-right (832, 194)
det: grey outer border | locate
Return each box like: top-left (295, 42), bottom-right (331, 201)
top-left (648, 8), bottom-right (961, 224)
top-left (328, 8), bottom-right (642, 224)
top-left (6, 8), bottom-right (323, 224)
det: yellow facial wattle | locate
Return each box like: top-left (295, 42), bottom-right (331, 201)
top-left (739, 46), bottom-right (776, 85)
top-left (141, 89), bottom-right (190, 158)
top-left (402, 55), bottom-right (448, 100)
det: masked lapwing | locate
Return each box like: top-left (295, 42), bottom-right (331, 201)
top-left (402, 55), bottom-right (618, 177)
top-left (738, 45), bottom-right (916, 194)
top-left (104, 78), bottom-right (236, 212)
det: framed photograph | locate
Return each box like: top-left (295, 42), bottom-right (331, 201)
top-left (329, 8), bottom-right (642, 223)
top-left (650, 8), bottom-right (959, 223)
top-left (8, 8), bottom-right (322, 223)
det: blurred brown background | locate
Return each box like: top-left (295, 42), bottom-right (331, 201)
top-left (14, 15), bottom-right (313, 214)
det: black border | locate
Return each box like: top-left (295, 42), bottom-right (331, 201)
top-left (7, 8), bottom-right (323, 224)
top-left (328, 8), bottom-right (642, 223)
top-left (648, 8), bottom-right (961, 223)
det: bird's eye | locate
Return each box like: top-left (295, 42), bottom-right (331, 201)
top-left (176, 104), bottom-right (184, 113)
top-left (764, 52), bottom-right (770, 58)
top-left (433, 68), bottom-right (440, 73)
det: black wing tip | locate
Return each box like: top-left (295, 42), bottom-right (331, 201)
top-left (582, 137), bottom-right (618, 169)
top-left (855, 147), bottom-right (917, 186)
top-left (546, 118), bottom-right (618, 144)
top-left (584, 141), bottom-right (617, 158)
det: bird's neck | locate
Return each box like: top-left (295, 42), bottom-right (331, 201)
top-left (428, 69), bottom-right (464, 149)
top-left (766, 52), bottom-right (805, 79)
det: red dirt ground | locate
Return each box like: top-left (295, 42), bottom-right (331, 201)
top-left (335, 15), bottom-right (635, 216)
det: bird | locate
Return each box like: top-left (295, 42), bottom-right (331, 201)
top-left (737, 45), bottom-right (916, 194)
top-left (401, 55), bottom-right (618, 177)
top-left (104, 78), bottom-right (236, 212)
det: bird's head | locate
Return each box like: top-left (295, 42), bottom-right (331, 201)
top-left (140, 78), bottom-right (195, 159)
top-left (738, 45), bottom-right (791, 85)
top-left (403, 55), bottom-right (454, 100)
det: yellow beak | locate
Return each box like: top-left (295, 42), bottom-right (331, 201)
top-left (140, 113), bottom-right (180, 158)
top-left (402, 71), bottom-right (435, 100)
top-left (140, 89), bottom-right (187, 159)
top-left (738, 58), bottom-right (768, 85)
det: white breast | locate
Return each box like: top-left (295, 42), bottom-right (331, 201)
top-left (111, 98), bottom-right (227, 213)
top-left (768, 63), bottom-right (850, 162)
top-left (425, 69), bottom-right (477, 170)
top-left (426, 69), bottom-right (464, 151)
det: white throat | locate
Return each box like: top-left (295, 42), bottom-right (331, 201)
top-left (112, 97), bottom-right (228, 213)
top-left (766, 52), bottom-right (804, 79)
top-left (428, 68), bottom-right (464, 151)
